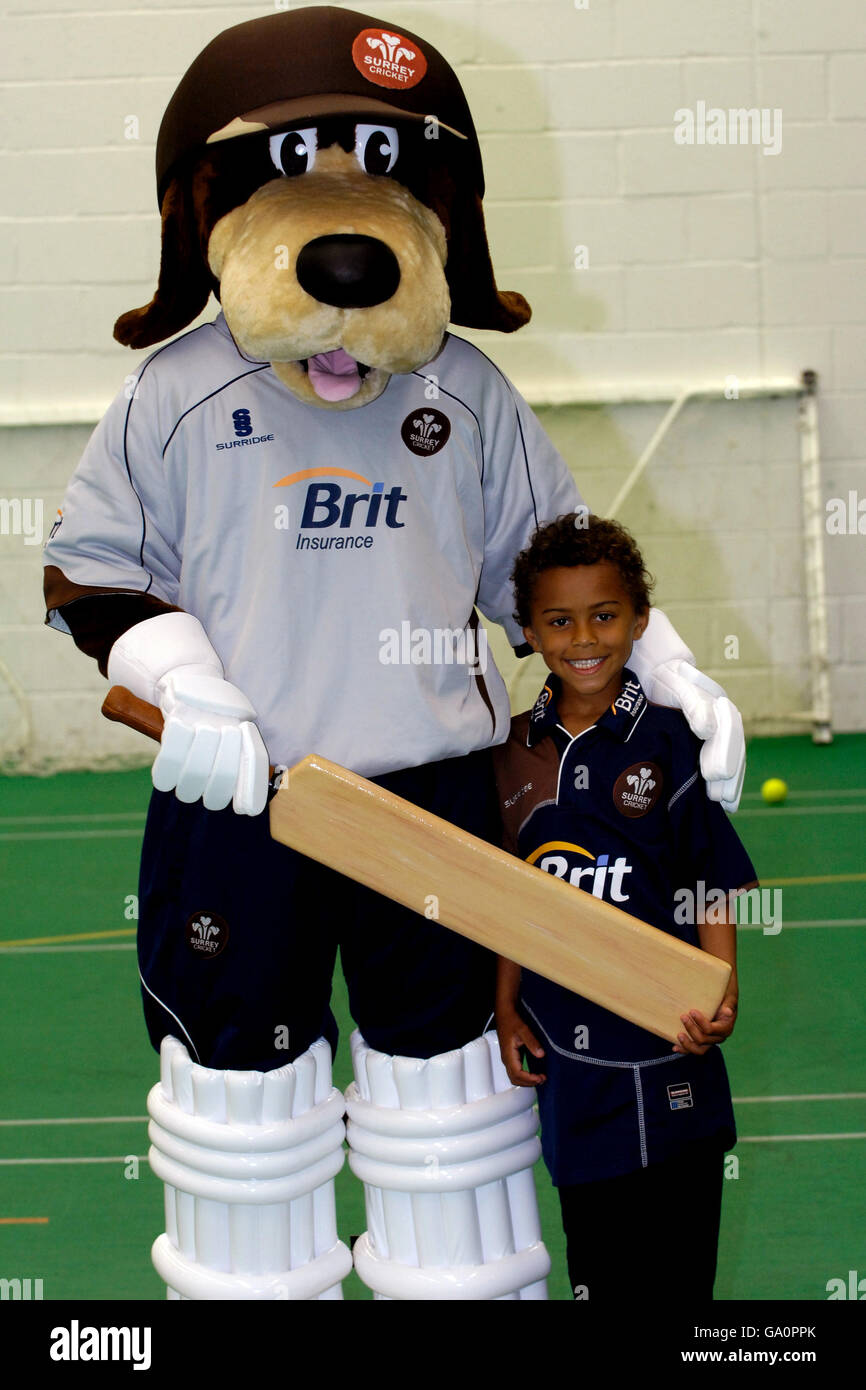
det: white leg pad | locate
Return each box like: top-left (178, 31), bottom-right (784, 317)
top-left (148, 1035), bottom-right (353, 1300)
top-left (346, 1030), bottom-right (550, 1300)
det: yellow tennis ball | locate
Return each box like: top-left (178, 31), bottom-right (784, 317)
top-left (762, 778), bottom-right (788, 805)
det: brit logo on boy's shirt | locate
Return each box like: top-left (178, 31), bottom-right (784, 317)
top-left (614, 678), bottom-right (644, 717)
top-left (531, 685), bottom-right (553, 723)
top-left (529, 843), bottom-right (634, 904)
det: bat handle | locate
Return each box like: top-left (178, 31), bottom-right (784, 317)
top-left (100, 685), bottom-right (281, 788)
top-left (101, 686), bottom-right (164, 742)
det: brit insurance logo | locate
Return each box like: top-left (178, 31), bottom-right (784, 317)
top-left (401, 408), bottom-right (451, 456)
top-left (530, 684), bottom-right (553, 723)
top-left (352, 28), bottom-right (427, 90)
top-left (613, 762), bottom-right (663, 818)
top-left (526, 840), bottom-right (634, 905)
top-left (273, 467), bottom-right (407, 551)
top-left (215, 406), bottom-right (274, 452)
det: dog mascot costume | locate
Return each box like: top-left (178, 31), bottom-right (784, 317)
top-left (44, 7), bottom-right (744, 1300)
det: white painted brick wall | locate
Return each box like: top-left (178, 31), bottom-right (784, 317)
top-left (829, 192), bottom-right (866, 253)
top-left (1, 0), bottom-right (864, 770)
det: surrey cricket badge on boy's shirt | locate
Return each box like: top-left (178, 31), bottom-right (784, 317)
top-left (613, 762), bottom-right (663, 818)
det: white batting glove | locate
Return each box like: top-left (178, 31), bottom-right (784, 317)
top-left (629, 609), bottom-right (746, 812)
top-left (153, 669), bottom-right (269, 815)
top-left (643, 660), bottom-right (745, 813)
top-left (107, 611), bottom-right (269, 816)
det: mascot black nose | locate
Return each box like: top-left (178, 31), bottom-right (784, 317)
top-left (295, 234), bottom-right (401, 309)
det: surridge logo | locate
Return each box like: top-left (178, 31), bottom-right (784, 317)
top-left (233, 408), bottom-right (252, 437)
top-left (401, 407), bottom-right (451, 456)
top-left (216, 406), bottom-right (274, 451)
top-left (352, 27), bottom-right (428, 89)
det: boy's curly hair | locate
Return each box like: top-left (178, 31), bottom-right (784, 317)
top-left (512, 512), bottom-right (655, 628)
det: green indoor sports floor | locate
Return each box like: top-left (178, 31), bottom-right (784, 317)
top-left (1, 734), bottom-right (864, 1302)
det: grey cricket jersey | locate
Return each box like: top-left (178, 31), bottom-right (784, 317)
top-left (45, 315), bottom-right (582, 775)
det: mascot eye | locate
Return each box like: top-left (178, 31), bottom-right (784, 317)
top-left (355, 124), bottom-right (399, 175)
top-left (269, 128), bottom-right (317, 177)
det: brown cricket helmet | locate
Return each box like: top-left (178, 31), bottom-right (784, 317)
top-left (115, 5), bottom-right (531, 350)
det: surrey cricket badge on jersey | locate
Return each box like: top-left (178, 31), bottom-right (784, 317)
top-left (613, 762), bottom-right (663, 818)
top-left (401, 408), bottom-right (451, 456)
top-left (185, 911), bottom-right (229, 959)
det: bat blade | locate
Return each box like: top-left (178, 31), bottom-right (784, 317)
top-left (270, 756), bottom-right (731, 1043)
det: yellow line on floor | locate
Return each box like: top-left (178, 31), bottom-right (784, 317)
top-left (0, 1217), bottom-right (49, 1224)
top-left (0, 927), bottom-right (136, 948)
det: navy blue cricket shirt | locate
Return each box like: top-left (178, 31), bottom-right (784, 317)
top-left (492, 669), bottom-right (757, 1186)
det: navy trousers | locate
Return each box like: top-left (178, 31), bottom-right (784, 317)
top-left (558, 1135), bottom-right (727, 1301)
top-left (137, 748), bottom-right (500, 1071)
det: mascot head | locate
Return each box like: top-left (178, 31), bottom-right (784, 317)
top-left (115, 4), bottom-right (531, 409)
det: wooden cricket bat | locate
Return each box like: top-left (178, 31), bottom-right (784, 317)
top-left (102, 685), bottom-right (731, 1043)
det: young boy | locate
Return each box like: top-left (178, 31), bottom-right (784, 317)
top-left (493, 513), bottom-right (756, 1302)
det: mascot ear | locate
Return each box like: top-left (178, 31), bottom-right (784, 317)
top-left (113, 165), bottom-right (217, 350)
top-left (444, 186), bottom-right (531, 334)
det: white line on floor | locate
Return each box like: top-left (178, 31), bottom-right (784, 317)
top-left (0, 813), bottom-right (145, 826)
top-left (0, 1156), bottom-right (149, 1166)
top-left (0, 830), bottom-right (144, 842)
top-left (0, 1117), bottom-right (147, 1127)
top-left (737, 1132), bottom-right (866, 1143)
top-left (733, 1093), bottom-right (866, 1104)
top-left (737, 919), bottom-right (866, 930)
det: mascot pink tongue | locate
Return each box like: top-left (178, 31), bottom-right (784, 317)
top-left (307, 348), bottom-right (363, 401)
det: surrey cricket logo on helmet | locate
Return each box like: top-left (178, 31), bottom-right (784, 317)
top-left (351, 27), bottom-right (428, 89)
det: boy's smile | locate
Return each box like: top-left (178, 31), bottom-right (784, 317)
top-left (523, 561), bottom-right (649, 730)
